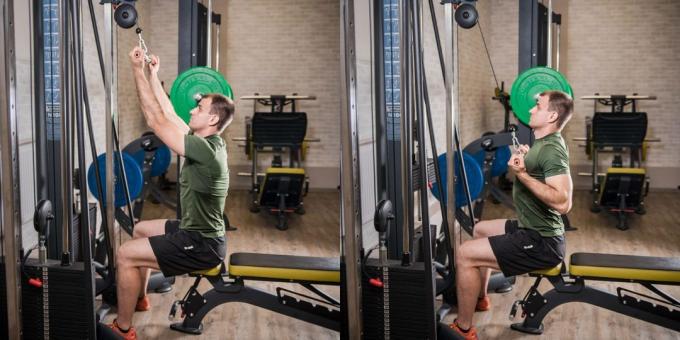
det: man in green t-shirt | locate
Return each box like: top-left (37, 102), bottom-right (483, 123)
top-left (449, 91), bottom-right (574, 339)
top-left (108, 47), bottom-right (234, 339)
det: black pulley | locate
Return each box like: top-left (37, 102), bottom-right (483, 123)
top-left (455, 3), bottom-right (478, 29)
top-left (114, 3), bottom-right (137, 29)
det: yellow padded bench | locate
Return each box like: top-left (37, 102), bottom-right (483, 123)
top-left (191, 264), bottom-right (223, 277)
top-left (530, 262), bottom-right (563, 277)
top-left (569, 252), bottom-right (680, 284)
top-left (229, 252), bottom-right (341, 284)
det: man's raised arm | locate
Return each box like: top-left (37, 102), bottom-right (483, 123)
top-left (130, 47), bottom-right (186, 156)
top-left (148, 55), bottom-right (190, 134)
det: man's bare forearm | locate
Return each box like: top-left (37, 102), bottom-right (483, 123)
top-left (133, 69), bottom-right (165, 128)
top-left (516, 172), bottom-right (570, 213)
top-left (149, 73), bottom-right (174, 114)
top-left (149, 73), bottom-right (190, 132)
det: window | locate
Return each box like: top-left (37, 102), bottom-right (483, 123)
top-left (383, 0), bottom-right (400, 140)
top-left (43, 0), bottom-right (60, 140)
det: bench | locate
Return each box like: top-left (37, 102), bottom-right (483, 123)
top-left (170, 252), bottom-right (341, 335)
top-left (511, 252), bottom-right (680, 334)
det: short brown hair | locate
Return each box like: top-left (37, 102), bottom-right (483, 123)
top-left (205, 93), bottom-right (235, 132)
top-left (543, 90), bottom-right (573, 129)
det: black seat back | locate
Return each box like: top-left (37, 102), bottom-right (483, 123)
top-left (592, 112), bottom-right (647, 147)
top-left (251, 111), bottom-right (307, 147)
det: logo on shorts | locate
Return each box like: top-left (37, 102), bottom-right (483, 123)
top-left (184, 245), bottom-right (194, 250)
top-left (523, 245), bottom-right (533, 250)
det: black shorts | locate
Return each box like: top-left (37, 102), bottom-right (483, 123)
top-left (148, 220), bottom-right (226, 277)
top-left (488, 220), bottom-right (565, 277)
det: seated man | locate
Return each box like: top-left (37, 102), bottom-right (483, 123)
top-left (108, 46), bottom-right (235, 340)
top-left (449, 91), bottom-right (574, 340)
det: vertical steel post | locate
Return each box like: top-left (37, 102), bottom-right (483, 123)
top-left (104, 2), bottom-right (116, 264)
top-left (413, 0), bottom-right (437, 337)
top-left (555, 22), bottom-right (560, 72)
top-left (0, 0), bottom-right (23, 337)
top-left (444, 2), bottom-right (460, 256)
top-left (546, 0), bottom-right (553, 68)
top-left (58, 0), bottom-right (73, 265)
top-left (340, 0), bottom-right (362, 338)
top-left (398, 0), bottom-right (413, 264)
top-left (206, 0), bottom-right (212, 68)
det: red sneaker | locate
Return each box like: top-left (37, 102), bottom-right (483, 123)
top-left (135, 296), bottom-right (151, 312)
top-left (449, 320), bottom-right (478, 340)
top-left (107, 319), bottom-right (137, 340)
top-left (476, 296), bottom-right (490, 311)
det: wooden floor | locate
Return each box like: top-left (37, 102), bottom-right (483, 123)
top-left (104, 189), bottom-right (680, 340)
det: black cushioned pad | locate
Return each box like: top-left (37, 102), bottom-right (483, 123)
top-left (230, 252), bottom-right (339, 272)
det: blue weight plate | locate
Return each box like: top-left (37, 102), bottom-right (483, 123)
top-left (129, 144), bottom-right (171, 177)
top-left (471, 145), bottom-right (511, 178)
top-left (87, 152), bottom-right (143, 207)
top-left (123, 133), bottom-right (172, 177)
top-left (430, 152), bottom-right (484, 208)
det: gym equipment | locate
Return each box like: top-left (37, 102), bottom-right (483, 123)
top-left (429, 152), bottom-right (484, 208)
top-left (125, 132), bottom-right (172, 177)
top-left (238, 95), bottom-right (317, 230)
top-left (123, 132), bottom-right (177, 219)
top-left (510, 252), bottom-right (680, 334)
top-left (577, 95), bottom-right (657, 230)
top-left (471, 144), bottom-right (511, 178)
top-left (510, 67), bottom-right (573, 125)
top-left (451, 0), bottom-right (478, 29)
top-left (597, 168), bottom-right (648, 230)
top-left (99, 0), bottom-right (138, 29)
top-left (170, 66), bottom-right (233, 124)
top-left (249, 111), bottom-right (308, 230)
top-left (87, 152), bottom-right (144, 208)
top-left (169, 253), bottom-right (341, 334)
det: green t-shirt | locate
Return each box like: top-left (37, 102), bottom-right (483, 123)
top-left (179, 133), bottom-right (229, 238)
top-left (512, 132), bottom-right (569, 237)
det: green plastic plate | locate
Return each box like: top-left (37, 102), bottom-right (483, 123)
top-left (170, 67), bottom-right (233, 124)
top-left (510, 67), bottom-right (572, 125)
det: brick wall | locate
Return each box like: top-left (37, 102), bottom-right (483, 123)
top-left (214, 0), bottom-right (341, 188)
top-left (564, 0), bottom-right (680, 178)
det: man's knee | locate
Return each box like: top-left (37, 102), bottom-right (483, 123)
top-left (473, 222), bottom-right (492, 239)
top-left (116, 242), bottom-right (139, 268)
top-left (132, 222), bottom-right (150, 239)
top-left (456, 242), bottom-right (474, 268)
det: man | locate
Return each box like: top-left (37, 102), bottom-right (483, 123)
top-left (108, 46), bottom-right (234, 339)
top-left (449, 91), bottom-right (574, 339)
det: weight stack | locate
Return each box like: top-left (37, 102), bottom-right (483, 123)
top-left (22, 258), bottom-right (96, 339)
top-left (362, 259), bottom-right (432, 339)
top-left (0, 259), bottom-right (8, 339)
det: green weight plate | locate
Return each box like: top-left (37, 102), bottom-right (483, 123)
top-left (170, 67), bottom-right (233, 124)
top-left (510, 67), bottom-right (573, 125)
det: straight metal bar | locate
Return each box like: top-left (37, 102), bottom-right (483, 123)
top-left (412, 0), bottom-right (437, 337)
top-left (104, 2), bottom-right (116, 264)
top-left (444, 2), bottom-right (460, 259)
top-left (59, 0), bottom-right (73, 264)
top-left (399, 0), bottom-right (413, 264)
top-left (546, 0), bottom-right (552, 68)
top-left (0, 0), bottom-right (23, 337)
top-left (206, 0), bottom-right (212, 68)
top-left (339, 0), bottom-right (362, 338)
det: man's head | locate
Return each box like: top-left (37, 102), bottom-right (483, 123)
top-left (188, 93), bottom-right (235, 134)
top-left (528, 90), bottom-right (574, 131)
